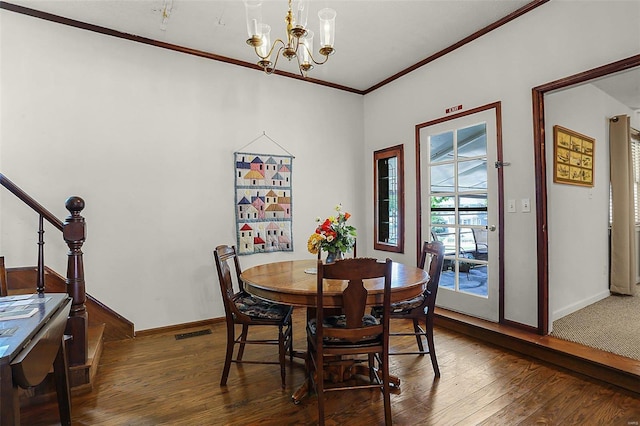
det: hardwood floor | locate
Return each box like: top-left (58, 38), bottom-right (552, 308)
top-left (22, 309), bottom-right (640, 426)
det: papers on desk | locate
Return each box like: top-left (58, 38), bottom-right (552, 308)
top-left (0, 307), bottom-right (38, 321)
top-left (0, 295), bottom-right (51, 321)
top-left (0, 327), bottom-right (18, 337)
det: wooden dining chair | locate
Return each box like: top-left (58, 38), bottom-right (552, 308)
top-left (307, 257), bottom-right (393, 426)
top-left (213, 245), bottom-right (294, 388)
top-left (377, 240), bottom-right (445, 377)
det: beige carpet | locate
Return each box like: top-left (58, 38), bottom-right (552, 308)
top-left (551, 289), bottom-right (640, 361)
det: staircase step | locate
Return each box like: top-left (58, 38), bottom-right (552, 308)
top-left (6, 266), bottom-right (135, 341)
top-left (69, 322), bottom-right (106, 392)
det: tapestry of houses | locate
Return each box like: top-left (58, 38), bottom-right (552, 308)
top-left (234, 152), bottom-right (293, 255)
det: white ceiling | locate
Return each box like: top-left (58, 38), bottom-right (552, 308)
top-left (591, 68), bottom-right (640, 111)
top-left (5, 0), bottom-right (638, 107)
top-left (7, 0), bottom-right (535, 92)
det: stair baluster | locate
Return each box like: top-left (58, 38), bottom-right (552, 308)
top-left (37, 215), bottom-right (45, 293)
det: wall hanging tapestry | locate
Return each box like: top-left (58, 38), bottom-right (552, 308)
top-left (234, 151), bottom-right (293, 255)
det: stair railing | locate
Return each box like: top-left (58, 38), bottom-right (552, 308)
top-left (0, 173), bottom-right (88, 366)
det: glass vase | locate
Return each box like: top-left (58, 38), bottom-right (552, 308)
top-left (325, 250), bottom-right (344, 264)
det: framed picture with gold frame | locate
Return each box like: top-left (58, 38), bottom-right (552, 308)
top-left (553, 125), bottom-right (594, 187)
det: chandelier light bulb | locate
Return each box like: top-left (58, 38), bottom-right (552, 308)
top-left (299, 30), bottom-right (314, 73)
top-left (293, 0), bottom-right (309, 29)
top-left (257, 24), bottom-right (272, 59)
top-left (244, 1), bottom-right (263, 38)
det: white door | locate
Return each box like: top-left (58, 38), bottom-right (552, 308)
top-left (418, 106), bottom-right (501, 321)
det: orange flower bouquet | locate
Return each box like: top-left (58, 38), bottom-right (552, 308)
top-left (307, 204), bottom-right (357, 256)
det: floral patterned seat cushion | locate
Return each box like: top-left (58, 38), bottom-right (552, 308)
top-left (235, 295), bottom-right (291, 321)
top-left (308, 314), bottom-right (381, 343)
top-left (370, 294), bottom-right (427, 317)
top-left (390, 294), bottom-right (426, 313)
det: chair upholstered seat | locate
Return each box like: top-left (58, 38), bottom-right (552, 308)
top-left (235, 295), bottom-right (291, 321)
top-left (390, 294), bottom-right (426, 313)
top-left (308, 314), bottom-right (380, 343)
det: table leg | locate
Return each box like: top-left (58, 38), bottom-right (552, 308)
top-left (291, 378), bottom-right (309, 404)
top-left (291, 349), bottom-right (306, 360)
top-left (353, 364), bottom-right (401, 388)
top-left (53, 337), bottom-right (72, 426)
top-left (292, 359), bottom-right (401, 405)
top-left (0, 363), bottom-right (19, 426)
top-left (292, 330), bottom-right (312, 404)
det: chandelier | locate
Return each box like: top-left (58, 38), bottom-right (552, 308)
top-left (243, 0), bottom-right (336, 77)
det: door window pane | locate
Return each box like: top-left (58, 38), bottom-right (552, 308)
top-left (431, 163), bottom-right (455, 193)
top-left (457, 123), bottom-right (487, 158)
top-left (459, 194), bottom-right (487, 209)
top-left (458, 195), bottom-right (488, 225)
top-left (458, 159), bottom-right (487, 191)
top-left (430, 131), bottom-right (454, 163)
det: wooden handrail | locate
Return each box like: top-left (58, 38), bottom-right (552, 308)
top-left (0, 173), bottom-right (63, 230)
top-left (0, 172), bottom-right (88, 367)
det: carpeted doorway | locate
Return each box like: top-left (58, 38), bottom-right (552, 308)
top-left (551, 288), bottom-right (640, 361)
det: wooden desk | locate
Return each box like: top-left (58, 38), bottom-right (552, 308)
top-left (241, 259), bottom-right (428, 403)
top-left (241, 259), bottom-right (428, 308)
top-left (0, 293), bottom-right (72, 426)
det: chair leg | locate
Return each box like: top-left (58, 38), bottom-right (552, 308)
top-left (278, 325), bottom-right (286, 389)
top-left (368, 353), bottom-right (376, 383)
top-left (237, 324), bottom-right (249, 361)
top-left (288, 321), bottom-right (294, 361)
top-left (220, 324), bottom-right (235, 386)
top-left (316, 351), bottom-right (325, 426)
top-left (413, 318), bottom-right (425, 352)
top-left (381, 350), bottom-right (392, 426)
top-left (426, 319), bottom-right (440, 377)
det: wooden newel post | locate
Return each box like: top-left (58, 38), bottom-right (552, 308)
top-left (63, 196), bottom-right (88, 367)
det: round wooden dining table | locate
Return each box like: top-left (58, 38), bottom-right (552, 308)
top-left (241, 258), bottom-right (429, 308)
top-left (241, 258), bottom-right (429, 404)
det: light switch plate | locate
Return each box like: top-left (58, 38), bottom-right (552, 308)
top-left (508, 199), bottom-right (516, 213)
top-left (521, 198), bottom-right (531, 213)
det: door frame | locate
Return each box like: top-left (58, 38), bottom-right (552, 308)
top-left (415, 101), bottom-right (505, 322)
top-left (532, 54), bottom-right (640, 335)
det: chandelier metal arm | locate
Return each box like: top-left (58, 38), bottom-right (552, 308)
top-left (262, 45), bottom-right (286, 75)
top-left (301, 44), bottom-right (331, 66)
top-left (253, 38), bottom-right (286, 62)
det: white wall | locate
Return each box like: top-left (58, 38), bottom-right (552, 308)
top-left (363, 0), bottom-right (640, 327)
top-left (2, 1), bottom-right (639, 332)
top-left (545, 84), bottom-right (633, 324)
top-left (0, 11), bottom-right (364, 331)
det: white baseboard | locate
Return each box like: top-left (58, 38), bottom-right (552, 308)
top-left (552, 289), bottom-right (611, 322)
